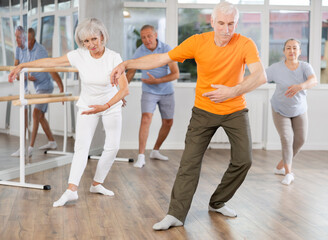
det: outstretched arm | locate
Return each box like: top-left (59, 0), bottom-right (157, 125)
top-left (110, 53), bottom-right (173, 85)
top-left (142, 61), bottom-right (180, 85)
top-left (8, 55), bottom-right (70, 83)
top-left (203, 61), bottom-right (267, 103)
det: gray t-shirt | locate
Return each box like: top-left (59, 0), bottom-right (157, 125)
top-left (266, 60), bottom-right (314, 117)
top-left (133, 40), bottom-right (173, 95)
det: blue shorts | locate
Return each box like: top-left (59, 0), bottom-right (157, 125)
top-left (141, 92), bottom-right (174, 119)
top-left (35, 89), bottom-right (53, 113)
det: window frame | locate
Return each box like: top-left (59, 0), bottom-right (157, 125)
top-left (124, 0), bottom-right (324, 84)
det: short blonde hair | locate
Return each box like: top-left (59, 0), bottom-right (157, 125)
top-left (75, 18), bottom-right (109, 48)
top-left (211, 2), bottom-right (239, 23)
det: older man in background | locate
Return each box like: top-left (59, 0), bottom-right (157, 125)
top-left (126, 25), bottom-right (179, 168)
top-left (11, 27), bottom-right (63, 157)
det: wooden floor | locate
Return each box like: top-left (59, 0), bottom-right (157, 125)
top-left (0, 148), bottom-right (327, 240)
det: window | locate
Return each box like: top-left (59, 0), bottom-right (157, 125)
top-left (269, 0), bottom-right (310, 6)
top-left (123, 7), bottom-right (166, 82)
top-left (0, 0), bottom-right (78, 83)
top-left (321, 12), bottom-right (328, 84)
top-left (40, 16), bottom-right (55, 57)
top-left (59, 0), bottom-right (71, 10)
top-left (73, 12), bottom-right (78, 49)
top-left (41, 0), bottom-right (55, 13)
top-left (59, 16), bottom-right (73, 55)
top-left (0, 24), bottom-right (3, 77)
top-left (178, 8), bottom-right (212, 82)
top-left (30, 18), bottom-right (38, 35)
top-left (12, 15), bottom-right (20, 32)
top-left (29, 0), bottom-right (38, 15)
top-left (11, 0), bottom-right (20, 11)
top-left (58, 0), bottom-right (71, 10)
top-left (2, 17), bottom-right (14, 66)
top-left (269, 11), bottom-right (309, 66)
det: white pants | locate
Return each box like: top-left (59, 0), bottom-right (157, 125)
top-left (68, 108), bottom-right (122, 186)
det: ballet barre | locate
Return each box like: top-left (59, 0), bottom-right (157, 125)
top-left (0, 66), bottom-right (78, 72)
top-left (0, 92), bottom-right (72, 102)
top-left (13, 96), bottom-right (79, 106)
top-left (0, 67), bottom-right (78, 190)
top-left (0, 66), bottom-right (132, 190)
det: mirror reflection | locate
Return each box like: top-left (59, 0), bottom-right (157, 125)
top-left (0, 0), bottom-right (78, 171)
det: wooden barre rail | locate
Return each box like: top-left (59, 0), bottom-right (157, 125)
top-left (0, 92), bottom-right (72, 102)
top-left (0, 66), bottom-right (78, 72)
top-left (13, 96), bottom-right (79, 106)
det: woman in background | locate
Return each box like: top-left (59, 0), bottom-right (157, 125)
top-left (266, 38), bottom-right (317, 185)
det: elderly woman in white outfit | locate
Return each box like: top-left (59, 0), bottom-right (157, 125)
top-left (9, 18), bottom-right (129, 207)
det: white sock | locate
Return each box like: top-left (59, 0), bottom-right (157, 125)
top-left (208, 205), bottom-right (237, 217)
top-left (282, 173), bottom-right (294, 185)
top-left (150, 150), bottom-right (168, 161)
top-left (152, 215), bottom-right (183, 231)
top-left (134, 154), bottom-right (145, 168)
top-left (28, 146), bottom-right (33, 157)
top-left (53, 189), bottom-right (78, 207)
top-left (274, 167), bottom-right (285, 175)
top-left (90, 184), bottom-right (114, 196)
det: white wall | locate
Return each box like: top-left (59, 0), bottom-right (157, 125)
top-left (1, 81), bottom-right (328, 151)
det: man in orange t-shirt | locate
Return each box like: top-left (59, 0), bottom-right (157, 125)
top-left (111, 2), bottom-right (266, 230)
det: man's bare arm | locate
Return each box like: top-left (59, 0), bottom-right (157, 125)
top-left (203, 61), bottom-right (267, 103)
top-left (126, 69), bottom-right (137, 84)
top-left (111, 53), bottom-right (173, 85)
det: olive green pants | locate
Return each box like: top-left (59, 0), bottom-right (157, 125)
top-left (168, 107), bottom-right (252, 222)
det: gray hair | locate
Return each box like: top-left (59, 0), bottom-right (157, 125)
top-left (140, 25), bottom-right (157, 33)
top-left (283, 38), bottom-right (301, 50)
top-left (211, 2), bottom-right (239, 23)
top-left (75, 18), bottom-right (109, 48)
top-left (16, 25), bottom-right (26, 39)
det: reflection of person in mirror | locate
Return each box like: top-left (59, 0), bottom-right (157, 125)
top-left (8, 18), bottom-right (129, 207)
top-left (111, 2), bottom-right (266, 230)
top-left (10, 26), bottom-right (63, 158)
top-left (267, 38), bottom-right (317, 185)
top-left (126, 25), bottom-right (179, 168)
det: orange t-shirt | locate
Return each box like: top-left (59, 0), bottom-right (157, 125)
top-left (168, 31), bottom-right (260, 115)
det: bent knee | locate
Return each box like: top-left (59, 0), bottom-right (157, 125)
top-left (103, 146), bottom-right (119, 153)
top-left (235, 155), bottom-right (252, 169)
top-left (163, 119), bottom-right (173, 128)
